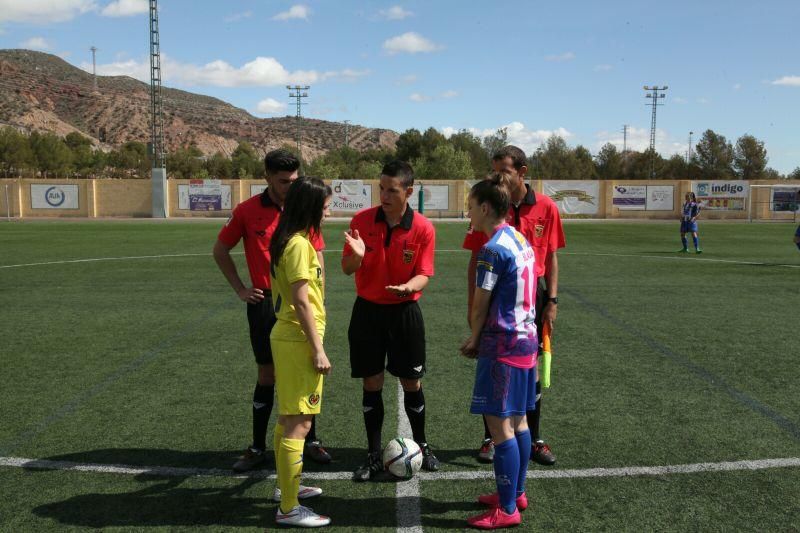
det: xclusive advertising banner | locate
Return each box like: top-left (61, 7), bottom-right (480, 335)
top-left (408, 185), bottom-right (449, 211)
top-left (612, 185), bottom-right (646, 210)
top-left (178, 180), bottom-right (232, 211)
top-left (30, 184), bottom-right (80, 209)
top-left (646, 185), bottom-right (674, 211)
top-left (331, 180), bottom-right (372, 212)
top-left (543, 181), bottom-right (600, 215)
top-left (692, 181), bottom-right (749, 211)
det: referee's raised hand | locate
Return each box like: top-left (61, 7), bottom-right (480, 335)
top-left (343, 229), bottom-right (366, 258)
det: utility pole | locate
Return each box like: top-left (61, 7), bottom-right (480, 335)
top-left (643, 85), bottom-right (668, 178)
top-left (687, 131), bottom-right (694, 162)
top-left (287, 85), bottom-right (310, 159)
top-left (343, 119), bottom-right (351, 147)
top-left (90, 46), bottom-right (98, 92)
top-left (621, 124), bottom-right (629, 153)
top-left (149, 0), bottom-right (167, 217)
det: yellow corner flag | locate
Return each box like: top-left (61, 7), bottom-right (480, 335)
top-left (540, 321), bottom-right (552, 389)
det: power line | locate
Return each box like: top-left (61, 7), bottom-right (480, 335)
top-left (643, 85), bottom-right (668, 178)
top-left (287, 85), bottom-right (309, 158)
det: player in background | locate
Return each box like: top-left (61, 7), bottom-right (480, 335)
top-left (680, 191), bottom-right (702, 254)
top-left (464, 146), bottom-right (565, 466)
top-left (794, 190), bottom-right (800, 252)
top-left (342, 161), bottom-right (440, 481)
top-left (269, 177), bottom-right (332, 528)
top-left (461, 173), bottom-right (537, 529)
top-left (213, 149), bottom-right (332, 473)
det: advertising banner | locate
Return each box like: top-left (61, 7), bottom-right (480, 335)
top-left (543, 181), bottom-right (600, 215)
top-left (612, 185), bottom-right (646, 210)
top-left (30, 184), bottom-right (79, 209)
top-left (692, 180), bottom-right (749, 211)
top-left (646, 185), bottom-right (674, 211)
top-left (770, 187), bottom-right (799, 212)
top-left (409, 185), bottom-right (449, 211)
top-left (178, 180), bottom-right (231, 211)
top-left (331, 180), bottom-right (372, 212)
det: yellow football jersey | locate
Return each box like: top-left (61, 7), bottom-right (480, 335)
top-left (270, 233), bottom-right (326, 342)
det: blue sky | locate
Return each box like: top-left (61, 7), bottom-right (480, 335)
top-left (1, 0), bottom-right (798, 172)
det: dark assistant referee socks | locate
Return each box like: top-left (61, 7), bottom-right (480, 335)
top-left (252, 382), bottom-right (274, 451)
top-left (403, 388), bottom-right (427, 445)
top-left (363, 389), bottom-right (384, 455)
top-left (527, 397), bottom-right (542, 442)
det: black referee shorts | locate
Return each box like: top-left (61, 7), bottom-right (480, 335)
top-left (246, 291), bottom-right (277, 365)
top-left (348, 296), bottom-right (426, 380)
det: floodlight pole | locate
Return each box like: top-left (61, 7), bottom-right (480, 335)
top-left (344, 119), bottom-right (351, 147)
top-left (149, 0), bottom-right (168, 217)
top-left (90, 46), bottom-right (98, 92)
top-left (287, 85), bottom-right (310, 160)
top-left (644, 85), bottom-right (668, 179)
top-left (621, 124), bottom-right (629, 153)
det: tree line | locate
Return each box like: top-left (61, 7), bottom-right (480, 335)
top-left (1, 126), bottom-right (798, 181)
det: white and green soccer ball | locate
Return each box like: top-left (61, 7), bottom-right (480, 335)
top-left (382, 437), bottom-right (422, 479)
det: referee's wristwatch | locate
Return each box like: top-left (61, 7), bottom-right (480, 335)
top-left (547, 296), bottom-right (559, 305)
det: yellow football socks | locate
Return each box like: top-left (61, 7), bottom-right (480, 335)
top-left (273, 423), bottom-right (285, 478)
top-left (277, 437), bottom-right (304, 513)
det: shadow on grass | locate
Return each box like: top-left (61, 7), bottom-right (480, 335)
top-left (38, 446), bottom-right (378, 473)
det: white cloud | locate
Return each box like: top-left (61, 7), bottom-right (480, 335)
top-left (101, 0), bottom-right (147, 17)
top-left (697, 97), bottom-right (709, 104)
top-left (0, 0), bottom-right (96, 23)
top-left (771, 75), bottom-right (800, 87)
top-left (396, 74), bottom-right (418, 85)
top-left (255, 98), bottom-right (287, 114)
top-left (383, 32), bottom-right (442, 54)
top-left (594, 126), bottom-right (686, 157)
top-left (733, 83), bottom-right (741, 90)
top-left (442, 122), bottom-right (573, 156)
top-left (545, 52), bottom-right (575, 62)
top-left (272, 4), bottom-right (310, 21)
top-left (440, 90), bottom-right (458, 99)
top-left (593, 64), bottom-right (612, 72)
top-left (224, 10), bottom-right (252, 23)
top-left (19, 36), bottom-right (51, 50)
top-left (379, 5), bottom-right (413, 20)
top-left (409, 93), bottom-right (431, 102)
top-left (82, 54), bottom-right (365, 88)
top-left (673, 97), bottom-right (687, 104)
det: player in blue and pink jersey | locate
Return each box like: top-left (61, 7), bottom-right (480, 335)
top-left (680, 191), bottom-right (702, 254)
top-left (460, 172), bottom-right (537, 529)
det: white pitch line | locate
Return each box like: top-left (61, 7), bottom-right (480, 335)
top-left (560, 251), bottom-right (800, 269)
top-left (2, 456), bottom-right (799, 481)
top-left (395, 381), bottom-right (424, 533)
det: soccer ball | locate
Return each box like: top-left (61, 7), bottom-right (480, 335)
top-left (382, 437), bottom-right (423, 479)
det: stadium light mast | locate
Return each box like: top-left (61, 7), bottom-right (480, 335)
top-left (343, 119), bottom-right (351, 147)
top-left (643, 85), bottom-right (668, 179)
top-left (149, 0), bottom-right (167, 217)
top-left (287, 85), bottom-right (310, 160)
top-left (687, 130), bottom-right (694, 162)
top-left (90, 46), bottom-right (99, 92)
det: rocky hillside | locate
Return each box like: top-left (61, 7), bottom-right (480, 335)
top-left (0, 49), bottom-right (398, 159)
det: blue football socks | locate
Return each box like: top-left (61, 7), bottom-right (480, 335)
top-left (681, 236), bottom-right (688, 250)
top-left (493, 437), bottom-right (520, 514)
top-left (515, 430), bottom-right (532, 497)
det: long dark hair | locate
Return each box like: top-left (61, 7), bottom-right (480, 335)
top-left (470, 172), bottom-right (513, 218)
top-left (269, 177), bottom-right (331, 269)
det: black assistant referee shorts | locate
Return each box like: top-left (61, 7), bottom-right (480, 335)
top-left (246, 291), bottom-right (277, 365)
top-left (348, 296), bottom-right (426, 380)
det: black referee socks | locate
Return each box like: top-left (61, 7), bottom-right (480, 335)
top-left (403, 388), bottom-right (427, 445)
top-left (252, 383), bottom-right (274, 451)
top-left (363, 389), bottom-right (384, 454)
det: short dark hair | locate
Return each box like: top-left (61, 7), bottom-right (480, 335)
top-left (492, 145), bottom-right (527, 170)
top-left (264, 149), bottom-right (300, 175)
top-left (381, 160), bottom-right (414, 188)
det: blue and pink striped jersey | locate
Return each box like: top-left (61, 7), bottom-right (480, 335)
top-left (682, 201), bottom-right (700, 221)
top-left (475, 224), bottom-right (538, 369)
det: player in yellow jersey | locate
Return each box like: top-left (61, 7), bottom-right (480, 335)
top-left (268, 177), bottom-right (333, 528)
